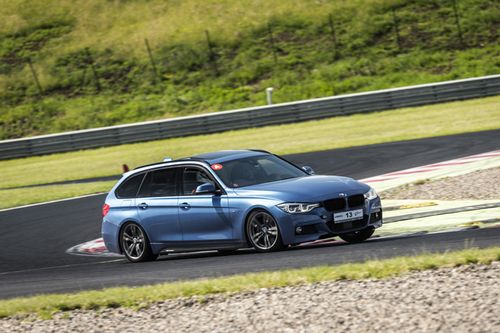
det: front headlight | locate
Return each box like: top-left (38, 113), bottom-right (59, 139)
top-left (277, 203), bottom-right (320, 214)
top-left (364, 187), bottom-right (378, 200)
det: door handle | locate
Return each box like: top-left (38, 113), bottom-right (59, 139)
top-left (180, 202), bottom-right (191, 210)
top-left (138, 202), bottom-right (148, 210)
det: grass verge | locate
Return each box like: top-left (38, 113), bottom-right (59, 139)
top-left (0, 246), bottom-right (498, 319)
top-left (1, 95), bottom-right (499, 209)
top-left (2, 95), bottom-right (500, 190)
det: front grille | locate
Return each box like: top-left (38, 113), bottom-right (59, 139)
top-left (348, 194), bottom-right (365, 208)
top-left (323, 198), bottom-right (346, 211)
top-left (326, 215), bottom-right (369, 233)
top-left (323, 193), bottom-right (365, 212)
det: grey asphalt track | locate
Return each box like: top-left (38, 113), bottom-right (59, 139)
top-left (0, 129), bottom-right (499, 299)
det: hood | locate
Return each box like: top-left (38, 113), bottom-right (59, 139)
top-left (232, 175), bottom-right (370, 202)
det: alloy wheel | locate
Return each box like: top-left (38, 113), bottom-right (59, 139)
top-left (247, 211), bottom-right (282, 251)
top-left (121, 223), bottom-right (146, 260)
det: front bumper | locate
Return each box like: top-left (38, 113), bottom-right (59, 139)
top-left (274, 197), bottom-right (383, 245)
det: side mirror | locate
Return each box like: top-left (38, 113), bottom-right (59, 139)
top-left (195, 182), bottom-right (217, 195)
top-left (302, 166), bottom-right (315, 175)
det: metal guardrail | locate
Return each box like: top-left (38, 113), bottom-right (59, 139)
top-left (1, 75), bottom-right (499, 160)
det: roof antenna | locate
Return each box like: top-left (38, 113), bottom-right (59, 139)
top-left (163, 157), bottom-right (172, 162)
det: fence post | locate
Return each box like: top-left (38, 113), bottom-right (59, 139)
top-left (27, 58), bottom-right (43, 96)
top-left (328, 14), bottom-right (339, 60)
top-left (80, 66), bottom-right (87, 89)
top-left (267, 23), bottom-right (278, 64)
top-left (205, 30), bottom-right (219, 76)
top-left (391, 8), bottom-right (402, 52)
top-left (451, 0), bottom-right (465, 47)
top-left (85, 48), bottom-right (101, 92)
top-left (144, 38), bottom-right (160, 83)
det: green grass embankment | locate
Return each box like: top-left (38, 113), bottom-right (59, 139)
top-left (1, 0), bottom-right (498, 139)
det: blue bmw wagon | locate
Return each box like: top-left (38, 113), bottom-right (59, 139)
top-left (102, 150), bottom-right (383, 262)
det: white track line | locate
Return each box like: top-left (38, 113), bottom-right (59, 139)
top-left (361, 149), bottom-right (500, 191)
top-left (0, 192), bottom-right (105, 213)
top-left (0, 259), bottom-right (123, 276)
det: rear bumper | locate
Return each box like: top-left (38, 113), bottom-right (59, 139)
top-left (102, 218), bottom-right (121, 254)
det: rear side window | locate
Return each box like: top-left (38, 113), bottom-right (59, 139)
top-left (115, 173), bottom-right (145, 199)
top-left (138, 168), bottom-right (178, 197)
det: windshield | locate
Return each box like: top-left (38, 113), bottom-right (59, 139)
top-left (212, 155), bottom-right (308, 188)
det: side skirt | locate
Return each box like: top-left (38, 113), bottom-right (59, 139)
top-left (151, 240), bottom-right (248, 254)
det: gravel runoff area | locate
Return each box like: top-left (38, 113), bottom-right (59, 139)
top-left (2, 262), bottom-right (499, 333)
top-left (381, 167), bottom-right (500, 200)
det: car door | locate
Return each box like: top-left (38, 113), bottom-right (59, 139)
top-left (178, 166), bottom-right (232, 243)
top-left (136, 167), bottom-right (182, 244)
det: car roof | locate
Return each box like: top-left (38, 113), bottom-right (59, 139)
top-left (188, 150), bottom-right (269, 164)
top-left (132, 150), bottom-right (270, 172)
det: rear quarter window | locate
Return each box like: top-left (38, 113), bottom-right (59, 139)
top-left (115, 173), bottom-right (145, 198)
top-left (137, 168), bottom-right (178, 197)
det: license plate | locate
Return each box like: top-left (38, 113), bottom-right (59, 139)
top-left (333, 209), bottom-right (363, 223)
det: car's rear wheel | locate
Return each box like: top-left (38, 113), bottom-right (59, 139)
top-left (246, 210), bottom-right (283, 252)
top-left (339, 227), bottom-right (375, 243)
top-left (120, 222), bottom-right (158, 262)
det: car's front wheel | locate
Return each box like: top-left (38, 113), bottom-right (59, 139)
top-left (246, 210), bottom-right (284, 252)
top-left (120, 222), bottom-right (158, 262)
top-left (339, 227), bottom-right (375, 243)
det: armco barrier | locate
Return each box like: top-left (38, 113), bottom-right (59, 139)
top-left (1, 75), bottom-right (499, 160)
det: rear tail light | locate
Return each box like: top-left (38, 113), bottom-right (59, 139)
top-left (102, 204), bottom-right (110, 217)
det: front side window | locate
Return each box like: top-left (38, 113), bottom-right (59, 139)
top-left (212, 155), bottom-right (307, 188)
top-left (137, 168), bottom-right (178, 197)
top-left (182, 167), bottom-right (216, 195)
top-left (115, 173), bottom-right (145, 198)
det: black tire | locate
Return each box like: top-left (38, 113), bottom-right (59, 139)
top-left (339, 227), bottom-right (375, 243)
top-left (246, 210), bottom-right (284, 252)
top-left (120, 222), bottom-right (158, 263)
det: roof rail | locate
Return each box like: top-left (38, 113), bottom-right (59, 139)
top-left (133, 156), bottom-right (210, 170)
top-left (248, 149), bottom-right (271, 154)
top-left (133, 161), bottom-right (168, 170)
top-left (174, 157), bottom-right (210, 163)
